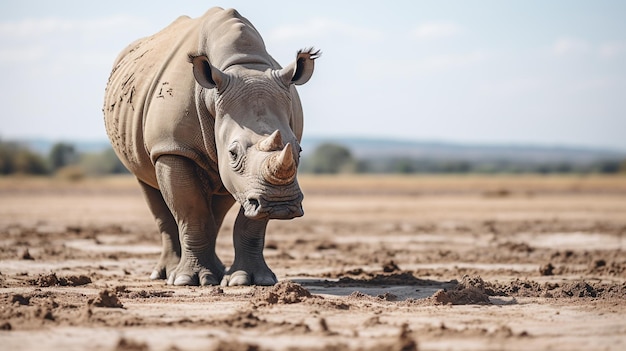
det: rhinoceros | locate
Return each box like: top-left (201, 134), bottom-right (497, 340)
top-left (103, 7), bottom-right (319, 286)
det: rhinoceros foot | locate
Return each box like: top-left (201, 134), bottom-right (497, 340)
top-left (221, 267), bottom-right (277, 287)
top-left (165, 253), bottom-right (225, 286)
top-left (149, 253), bottom-right (181, 280)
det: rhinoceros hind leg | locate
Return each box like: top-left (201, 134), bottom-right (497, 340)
top-left (138, 180), bottom-right (181, 280)
top-left (221, 208), bottom-right (278, 286)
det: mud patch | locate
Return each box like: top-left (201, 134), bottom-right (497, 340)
top-left (114, 286), bottom-right (175, 299)
top-left (2, 175), bottom-right (626, 350)
top-left (335, 272), bottom-right (445, 286)
top-left (485, 278), bottom-right (626, 299)
top-left (29, 273), bottom-right (92, 287)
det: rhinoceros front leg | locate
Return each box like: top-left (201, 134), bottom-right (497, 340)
top-left (138, 180), bottom-right (181, 280)
top-left (155, 155), bottom-right (225, 286)
top-left (221, 208), bottom-right (277, 286)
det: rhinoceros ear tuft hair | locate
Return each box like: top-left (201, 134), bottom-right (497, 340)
top-left (298, 47), bottom-right (322, 60)
top-left (278, 47), bottom-right (320, 86)
top-left (189, 53), bottom-right (228, 90)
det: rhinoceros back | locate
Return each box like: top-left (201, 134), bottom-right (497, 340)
top-left (104, 14), bottom-right (207, 187)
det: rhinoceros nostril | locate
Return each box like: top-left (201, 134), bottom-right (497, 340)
top-left (248, 198), bottom-right (260, 210)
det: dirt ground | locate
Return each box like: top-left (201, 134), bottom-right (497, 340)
top-left (1, 174), bottom-right (625, 351)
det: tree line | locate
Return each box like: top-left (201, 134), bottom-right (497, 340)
top-left (299, 143), bottom-right (626, 175)
top-left (1, 140), bottom-right (624, 177)
top-left (0, 140), bottom-right (127, 178)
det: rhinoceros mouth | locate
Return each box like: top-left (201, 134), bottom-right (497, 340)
top-left (242, 193), bottom-right (304, 220)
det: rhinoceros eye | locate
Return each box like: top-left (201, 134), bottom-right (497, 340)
top-left (228, 142), bottom-right (245, 173)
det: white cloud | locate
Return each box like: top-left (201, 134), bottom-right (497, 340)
top-left (411, 21), bottom-right (463, 40)
top-left (416, 51), bottom-right (488, 72)
top-left (477, 77), bottom-right (545, 98)
top-left (268, 18), bottom-right (383, 42)
top-left (0, 15), bottom-right (151, 68)
top-left (599, 41), bottom-right (626, 59)
top-left (551, 38), bottom-right (626, 60)
top-left (552, 37), bottom-right (590, 56)
top-left (0, 15), bottom-right (150, 39)
top-left (0, 47), bottom-right (45, 63)
top-left (358, 50), bottom-right (490, 78)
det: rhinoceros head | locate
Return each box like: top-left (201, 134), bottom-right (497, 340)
top-left (189, 49), bottom-right (319, 220)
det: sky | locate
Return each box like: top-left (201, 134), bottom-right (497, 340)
top-left (1, 0), bottom-right (625, 151)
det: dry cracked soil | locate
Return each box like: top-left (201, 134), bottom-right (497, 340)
top-left (1, 174), bottom-right (625, 351)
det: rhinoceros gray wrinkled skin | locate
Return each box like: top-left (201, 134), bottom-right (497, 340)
top-left (103, 7), bottom-right (319, 286)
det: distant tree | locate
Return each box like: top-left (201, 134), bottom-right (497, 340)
top-left (14, 149), bottom-right (48, 174)
top-left (592, 160), bottom-right (621, 174)
top-left (0, 141), bottom-right (13, 174)
top-left (0, 140), bottom-right (48, 175)
top-left (308, 143), bottom-right (356, 174)
top-left (391, 158), bottom-right (416, 174)
top-left (79, 148), bottom-right (129, 175)
top-left (440, 160), bottom-right (471, 173)
top-left (49, 142), bottom-right (78, 172)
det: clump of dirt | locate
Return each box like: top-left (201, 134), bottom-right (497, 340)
top-left (347, 291), bottom-right (367, 300)
top-left (64, 275), bottom-right (92, 286)
top-left (89, 289), bottom-right (124, 308)
top-left (11, 294), bottom-right (31, 305)
top-left (253, 281), bottom-right (312, 305)
top-left (214, 310), bottom-right (312, 336)
top-left (113, 285), bottom-right (174, 299)
top-left (30, 273), bottom-right (92, 287)
top-left (128, 290), bottom-right (175, 299)
top-left (586, 259), bottom-right (626, 277)
top-left (295, 323), bottom-right (417, 351)
top-left (315, 240), bottom-right (338, 250)
top-left (486, 278), bottom-right (626, 299)
top-left (390, 323), bottom-right (418, 351)
top-left (357, 323), bottom-right (418, 351)
top-left (377, 292), bottom-right (398, 301)
top-left (417, 322), bottom-right (528, 339)
top-left (31, 273), bottom-right (60, 287)
top-left (382, 260), bottom-right (401, 273)
top-left (212, 338), bottom-right (260, 351)
top-left (498, 241), bottom-right (535, 254)
top-left (114, 337), bottom-right (150, 351)
top-left (33, 297), bottom-right (58, 321)
top-left (430, 276), bottom-right (492, 305)
top-left (555, 281), bottom-right (597, 298)
top-left (20, 248), bottom-right (35, 260)
top-left (539, 263), bottom-right (555, 276)
top-left (220, 311), bottom-right (263, 329)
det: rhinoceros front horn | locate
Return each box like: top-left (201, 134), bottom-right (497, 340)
top-left (262, 143), bottom-right (297, 185)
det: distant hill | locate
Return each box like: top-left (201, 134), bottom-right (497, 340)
top-left (18, 139), bottom-right (112, 155)
top-left (13, 137), bottom-right (626, 165)
top-left (300, 137), bottom-right (626, 165)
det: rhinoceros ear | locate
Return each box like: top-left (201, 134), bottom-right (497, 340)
top-left (189, 54), bottom-right (228, 90)
top-left (278, 48), bottom-right (321, 86)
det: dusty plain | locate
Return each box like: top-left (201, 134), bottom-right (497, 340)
top-left (1, 174), bottom-right (625, 350)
